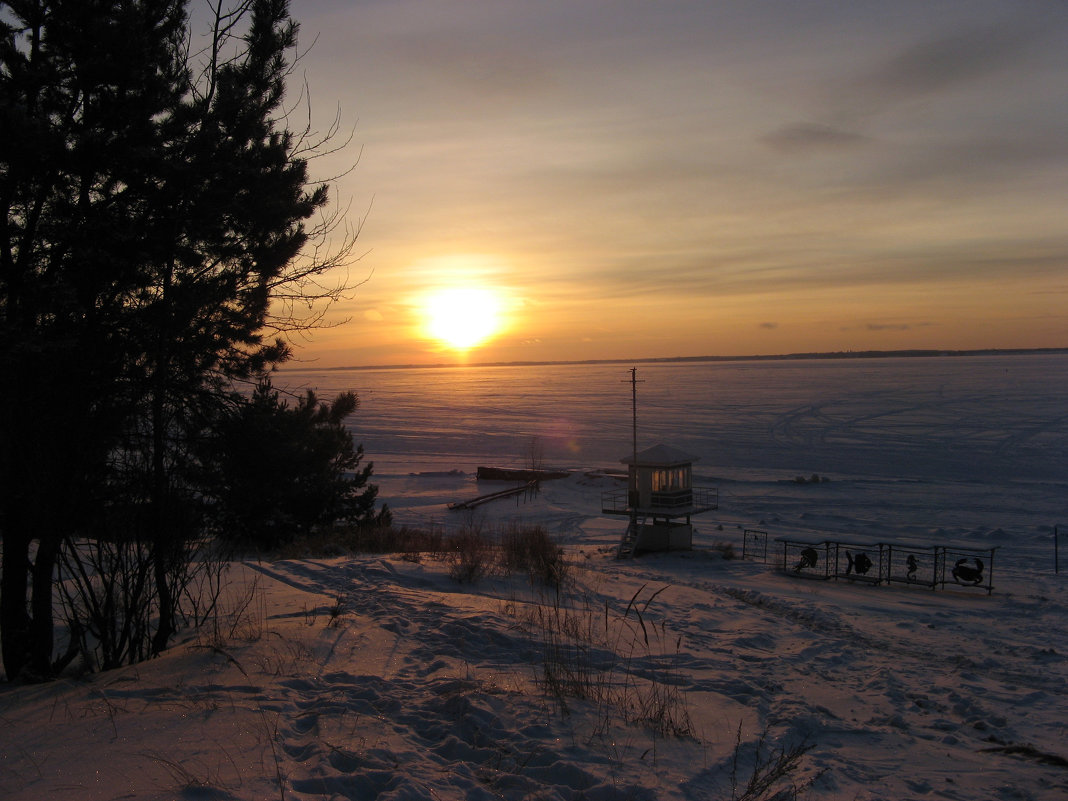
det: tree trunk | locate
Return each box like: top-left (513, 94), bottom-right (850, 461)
top-left (150, 380), bottom-right (174, 657)
top-left (28, 535), bottom-right (57, 678)
top-left (0, 533), bottom-right (32, 681)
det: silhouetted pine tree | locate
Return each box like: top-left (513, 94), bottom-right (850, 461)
top-left (0, 0), bottom-right (359, 679)
top-left (202, 380), bottom-right (388, 550)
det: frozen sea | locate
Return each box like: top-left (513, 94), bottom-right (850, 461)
top-left (282, 353), bottom-right (1068, 480)
top-left (280, 353), bottom-right (1068, 574)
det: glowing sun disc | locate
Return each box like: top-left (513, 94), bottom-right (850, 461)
top-left (423, 287), bottom-right (502, 350)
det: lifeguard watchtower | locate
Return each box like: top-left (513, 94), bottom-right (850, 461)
top-left (601, 444), bottom-right (718, 558)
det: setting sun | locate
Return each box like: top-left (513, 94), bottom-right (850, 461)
top-left (421, 287), bottom-right (503, 351)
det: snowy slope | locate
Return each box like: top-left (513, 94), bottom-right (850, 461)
top-left (2, 471), bottom-right (1065, 801)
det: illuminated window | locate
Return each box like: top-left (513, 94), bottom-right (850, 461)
top-left (652, 467), bottom-right (688, 492)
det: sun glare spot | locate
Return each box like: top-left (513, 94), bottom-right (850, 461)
top-left (422, 287), bottom-right (503, 350)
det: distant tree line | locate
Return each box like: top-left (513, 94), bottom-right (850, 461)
top-left (0, 0), bottom-right (386, 681)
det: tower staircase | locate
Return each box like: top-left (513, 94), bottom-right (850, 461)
top-left (616, 515), bottom-right (646, 559)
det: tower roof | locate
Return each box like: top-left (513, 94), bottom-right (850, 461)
top-left (619, 444), bottom-right (698, 467)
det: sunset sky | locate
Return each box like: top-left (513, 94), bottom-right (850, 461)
top-left (287, 0), bottom-right (1067, 367)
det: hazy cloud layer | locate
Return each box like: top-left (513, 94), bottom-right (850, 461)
top-left (857, 23), bottom-right (1039, 101)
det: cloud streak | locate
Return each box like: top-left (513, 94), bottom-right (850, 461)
top-left (762, 123), bottom-right (870, 154)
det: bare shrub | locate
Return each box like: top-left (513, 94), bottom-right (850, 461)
top-left (729, 724), bottom-right (823, 801)
top-left (521, 593), bottom-right (609, 709)
top-left (445, 529), bottom-right (495, 583)
top-left (272, 523), bottom-right (445, 559)
top-left (345, 523), bottom-right (444, 555)
top-left (625, 624), bottom-right (693, 738)
top-left (56, 535), bottom-right (231, 673)
top-left (275, 521), bottom-right (568, 588)
top-left (328, 594), bottom-right (345, 627)
top-left (394, 525), bottom-right (446, 556)
top-left (213, 574), bottom-right (267, 645)
top-left (501, 524), bottom-right (569, 589)
top-left (515, 583), bottom-right (694, 739)
top-left (254, 635), bottom-right (316, 677)
top-left (141, 750), bottom-right (237, 797)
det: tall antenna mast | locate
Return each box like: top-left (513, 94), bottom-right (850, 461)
top-left (630, 366), bottom-right (639, 469)
top-left (625, 367), bottom-right (644, 511)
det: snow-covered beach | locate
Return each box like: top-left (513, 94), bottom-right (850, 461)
top-left (2, 355), bottom-right (1065, 800)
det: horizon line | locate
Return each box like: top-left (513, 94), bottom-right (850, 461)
top-left (282, 346), bottom-right (1068, 372)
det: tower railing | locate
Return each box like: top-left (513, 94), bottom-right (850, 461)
top-left (601, 486), bottom-right (718, 515)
